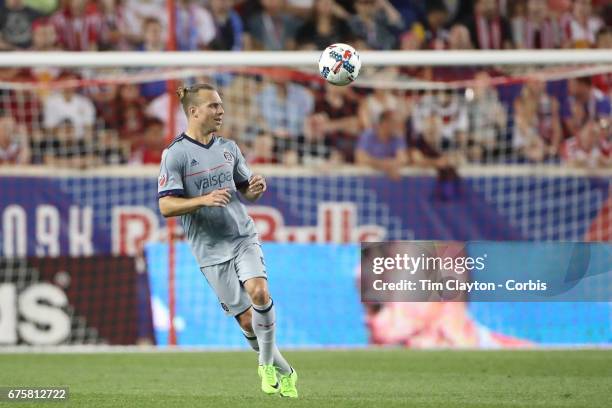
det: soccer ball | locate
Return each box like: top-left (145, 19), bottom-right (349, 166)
top-left (318, 43), bottom-right (361, 86)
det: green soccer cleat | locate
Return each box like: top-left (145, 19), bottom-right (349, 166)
top-left (279, 368), bottom-right (298, 398)
top-left (258, 364), bottom-right (280, 395)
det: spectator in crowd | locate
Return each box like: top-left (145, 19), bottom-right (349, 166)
top-left (513, 79), bottom-right (562, 162)
top-left (138, 16), bottom-right (164, 51)
top-left (561, 0), bottom-right (603, 48)
top-left (414, 89), bottom-right (469, 155)
top-left (422, 1), bottom-right (450, 50)
top-left (207, 0), bottom-right (244, 51)
top-left (104, 83), bottom-right (148, 144)
top-left (135, 17), bottom-right (167, 99)
top-left (123, 0), bottom-right (167, 46)
top-left (593, 27), bottom-right (612, 95)
top-left (561, 120), bottom-right (610, 168)
top-left (0, 68), bottom-right (43, 130)
top-left (29, 17), bottom-right (59, 51)
top-left (299, 84), bottom-right (355, 166)
top-left (244, 0), bottom-right (298, 50)
top-left (43, 72), bottom-right (96, 141)
top-left (359, 88), bottom-right (402, 130)
top-left (308, 82), bottom-right (361, 162)
top-left (427, 24), bottom-right (479, 82)
top-left (427, 24), bottom-right (479, 81)
top-left (98, 0), bottom-right (130, 50)
top-left (399, 25), bottom-right (425, 51)
top-left (129, 117), bottom-right (165, 164)
top-left (408, 114), bottom-right (463, 200)
top-left (0, 113), bottom-right (31, 165)
top-left (562, 76), bottom-right (611, 139)
top-left (298, 114), bottom-right (337, 165)
top-left (349, 0), bottom-right (404, 50)
top-left (408, 116), bottom-right (461, 172)
top-left (295, 0), bottom-right (351, 50)
top-left (90, 82), bottom-right (118, 125)
top-left (256, 73), bottom-right (314, 160)
top-left (509, 0), bottom-right (527, 39)
top-left (447, 24), bottom-right (474, 49)
top-left (409, 89), bottom-right (434, 134)
top-left (466, 72), bottom-right (507, 162)
top-left (356, 109), bottom-right (408, 180)
top-left (397, 21), bottom-right (475, 81)
top-left (250, 132), bottom-right (277, 164)
top-left (28, 18), bottom-right (61, 83)
top-left (464, 0), bottom-right (513, 49)
top-left (175, 0), bottom-right (215, 50)
top-left (97, 129), bottom-right (128, 165)
top-left (596, 26), bottom-right (612, 48)
top-left (221, 75), bottom-right (265, 145)
top-left (50, 0), bottom-right (103, 51)
top-left (511, 0), bottom-right (562, 49)
top-left (0, 0), bottom-right (41, 50)
top-left (394, 28), bottom-right (427, 79)
top-left (40, 118), bottom-right (98, 168)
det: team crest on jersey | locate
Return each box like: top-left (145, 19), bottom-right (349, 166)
top-left (223, 150), bottom-right (233, 163)
top-left (158, 173), bottom-right (167, 187)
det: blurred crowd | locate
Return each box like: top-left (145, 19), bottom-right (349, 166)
top-left (1, 0), bottom-right (610, 52)
top-left (0, 0), bottom-right (611, 174)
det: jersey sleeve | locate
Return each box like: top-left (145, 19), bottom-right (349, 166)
top-left (232, 142), bottom-right (252, 190)
top-left (158, 148), bottom-right (185, 199)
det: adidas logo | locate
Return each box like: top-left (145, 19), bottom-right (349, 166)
top-left (190, 159), bottom-right (199, 167)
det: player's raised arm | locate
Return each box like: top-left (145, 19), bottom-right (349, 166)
top-left (232, 141), bottom-right (266, 202)
top-left (239, 174), bottom-right (267, 202)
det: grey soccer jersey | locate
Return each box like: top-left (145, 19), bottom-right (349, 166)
top-left (157, 134), bottom-right (259, 267)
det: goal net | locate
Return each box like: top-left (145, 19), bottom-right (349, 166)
top-left (0, 51), bottom-right (610, 347)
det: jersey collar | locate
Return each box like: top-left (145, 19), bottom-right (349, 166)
top-left (182, 133), bottom-right (216, 149)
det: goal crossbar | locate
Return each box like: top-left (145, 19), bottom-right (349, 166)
top-left (2, 50), bottom-right (612, 68)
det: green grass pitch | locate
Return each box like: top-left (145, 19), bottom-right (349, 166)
top-left (0, 349), bottom-right (610, 407)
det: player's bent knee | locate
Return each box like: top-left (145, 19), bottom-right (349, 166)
top-left (250, 286), bottom-right (269, 306)
top-left (244, 278), bottom-right (270, 306)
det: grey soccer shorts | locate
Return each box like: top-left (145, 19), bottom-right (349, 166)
top-left (199, 242), bottom-right (267, 316)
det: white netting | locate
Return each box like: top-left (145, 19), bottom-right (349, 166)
top-left (0, 54), bottom-right (611, 348)
top-left (0, 60), bottom-right (611, 248)
top-left (1, 61), bottom-right (610, 166)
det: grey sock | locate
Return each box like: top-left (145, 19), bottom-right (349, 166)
top-left (252, 299), bottom-right (275, 365)
top-left (272, 346), bottom-right (292, 375)
top-left (241, 329), bottom-right (261, 365)
top-left (242, 328), bottom-right (291, 374)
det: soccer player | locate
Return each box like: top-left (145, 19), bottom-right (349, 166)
top-left (157, 83), bottom-right (298, 398)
